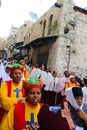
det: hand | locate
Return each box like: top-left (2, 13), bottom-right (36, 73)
top-left (27, 124), bottom-right (38, 130)
top-left (18, 97), bottom-right (26, 102)
top-left (77, 109), bottom-right (87, 121)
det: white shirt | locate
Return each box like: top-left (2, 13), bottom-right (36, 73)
top-left (82, 86), bottom-right (87, 103)
top-left (30, 68), bottom-right (41, 78)
top-left (0, 71), bottom-right (12, 83)
top-left (55, 76), bottom-right (70, 93)
top-left (40, 70), bottom-right (47, 85)
top-left (45, 76), bottom-right (59, 91)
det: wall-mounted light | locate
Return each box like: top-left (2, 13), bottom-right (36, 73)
top-left (66, 45), bottom-right (70, 48)
top-left (55, 2), bottom-right (63, 8)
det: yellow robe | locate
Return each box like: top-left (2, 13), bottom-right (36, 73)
top-left (23, 68), bottom-right (29, 79)
top-left (0, 80), bottom-right (24, 127)
top-left (65, 81), bottom-right (79, 90)
top-left (1, 102), bottom-right (41, 130)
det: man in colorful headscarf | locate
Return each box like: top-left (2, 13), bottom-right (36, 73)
top-left (0, 63), bottom-right (26, 127)
top-left (1, 78), bottom-right (42, 130)
top-left (65, 75), bottom-right (79, 90)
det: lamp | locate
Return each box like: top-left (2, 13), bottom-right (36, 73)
top-left (66, 45), bottom-right (71, 71)
top-left (55, 2), bottom-right (63, 8)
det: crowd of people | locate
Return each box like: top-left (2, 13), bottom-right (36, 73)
top-left (0, 58), bottom-right (87, 130)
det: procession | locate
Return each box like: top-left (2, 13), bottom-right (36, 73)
top-left (0, 0), bottom-right (87, 130)
top-left (0, 59), bottom-right (87, 130)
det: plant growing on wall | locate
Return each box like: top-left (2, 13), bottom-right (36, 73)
top-left (51, 20), bottom-right (58, 31)
top-left (48, 20), bottom-right (58, 35)
top-left (72, 49), bottom-right (76, 54)
top-left (39, 20), bottom-right (42, 25)
top-left (64, 24), bottom-right (69, 34)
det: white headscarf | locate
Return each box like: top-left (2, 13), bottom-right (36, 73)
top-left (65, 87), bottom-right (83, 110)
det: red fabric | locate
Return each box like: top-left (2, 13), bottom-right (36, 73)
top-left (11, 68), bottom-right (23, 73)
top-left (14, 103), bottom-right (26, 130)
top-left (0, 81), bottom-right (12, 123)
top-left (67, 82), bottom-right (79, 88)
top-left (6, 80), bottom-right (12, 97)
top-left (22, 88), bottom-right (26, 97)
top-left (38, 100), bottom-right (75, 130)
top-left (25, 84), bottom-right (41, 91)
top-left (24, 69), bottom-right (27, 77)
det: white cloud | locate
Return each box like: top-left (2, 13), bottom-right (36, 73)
top-left (0, 0), bottom-right (87, 38)
top-left (74, 0), bottom-right (87, 8)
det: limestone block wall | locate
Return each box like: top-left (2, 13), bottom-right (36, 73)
top-left (69, 12), bottom-right (87, 77)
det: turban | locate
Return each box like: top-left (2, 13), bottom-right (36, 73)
top-left (9, 63), bottom-right (24, 72)
top-left (24, 78), bottom-right (42, 91)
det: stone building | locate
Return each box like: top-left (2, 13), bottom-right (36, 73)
top-left (3, 0), bottom-right (87, 77)
top-left (0, 38), bottom-right (7, 58)
top-left (21, 0), bottom-right (87, 77)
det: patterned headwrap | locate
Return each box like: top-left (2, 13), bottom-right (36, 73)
top-left (19, 59), bottom-right (25, 62)
top-left (19, 60), bottom-right (25, 64)
top-left (24, 78), bottom-right (42, 91)
top-left (9, 63), bottom-right (24, 72)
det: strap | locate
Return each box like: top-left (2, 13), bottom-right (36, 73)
top-left (14, 103), bottom-right (26, 130)
top-left (0, 80), bottom-right (12, 123)
top-left (6, 80), bottom-right (12, 97)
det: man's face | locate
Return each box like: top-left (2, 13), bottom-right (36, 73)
top-left (70, 77), bottom-right (76, 83)
top-left (20, 61), bottom-right (26, 67)
top-left (65, 71), bottom-right (70, 77)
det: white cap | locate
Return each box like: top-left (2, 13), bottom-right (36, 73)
top-left (70, 75), bottom-right (75, 79)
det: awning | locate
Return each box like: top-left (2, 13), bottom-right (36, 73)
top-left (14, 42), bottom-right (24, 48)
top-left (74, 6), bottom-right (87, 14)
top-left (24, 36), bottom-right (58, 48)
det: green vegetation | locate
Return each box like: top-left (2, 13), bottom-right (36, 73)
top-left (48, 20), bottom-right (58, 35)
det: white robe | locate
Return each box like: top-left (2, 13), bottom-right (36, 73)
top-left (30, 68), bottom-right (41, 78)
top-left (45, 75), bottom-right (59, 91)
top-left (40, 70), bottom-right (47, 85)
top-left (82, 86), bottom-right (87, 103)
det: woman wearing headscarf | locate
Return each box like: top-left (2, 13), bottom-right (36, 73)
top-left (66, 87), bottom-right (87, 130)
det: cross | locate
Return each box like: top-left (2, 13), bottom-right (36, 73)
top-left (26, 113), bottom-right (38, 125)
top-left (13, 87), bottom-right (21, 98)
top-left (61, 101), bottom-right (75, 129)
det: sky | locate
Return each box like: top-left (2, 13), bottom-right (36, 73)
top-left (0, 0), bottom-right (87, 38)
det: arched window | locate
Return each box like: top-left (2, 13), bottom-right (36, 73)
top-left (42, 20), bottom-right (46, 37)
top-left (48, 15), bottom-right (53, 35)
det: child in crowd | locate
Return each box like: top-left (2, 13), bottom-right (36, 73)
top-left (1, 78), bottom-right (42, 130)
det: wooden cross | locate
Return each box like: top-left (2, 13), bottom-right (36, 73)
top-left (61, 101), bottom-right (75, 130)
